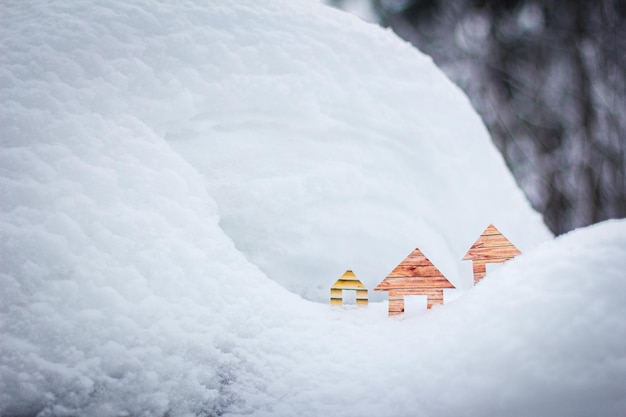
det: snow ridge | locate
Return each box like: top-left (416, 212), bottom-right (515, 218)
top-left (2, 1), bottom-right (623, 416)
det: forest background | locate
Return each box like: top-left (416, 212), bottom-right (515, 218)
top-left (329, 0), bottom-right (626, 234)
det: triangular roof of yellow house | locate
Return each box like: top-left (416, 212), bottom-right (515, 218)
top-left (374, 248), bottom-right (455, 291)
top-left (330, 270), bottom-right (368, 307)
top-left (330, 270), bottom-right (367, 290)
top-left (463, 224), bottom-right (521, 261)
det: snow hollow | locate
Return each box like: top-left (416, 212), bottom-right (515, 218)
top-left (1, 1), bottom-right (625, 416)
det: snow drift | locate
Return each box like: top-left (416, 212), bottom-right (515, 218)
top-left (1, 0), bottom-right (624, 416)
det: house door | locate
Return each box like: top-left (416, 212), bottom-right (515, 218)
top-left (342, 289), bottom-right (357, 305)
top-left (404, 295), bottom-right (427, 317)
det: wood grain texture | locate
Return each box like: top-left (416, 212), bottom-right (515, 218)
top-left (376, 276), bottom-right (455, 289)
top-left (330, 298), bottom-right (343, 307)
top-left (330, 270), bottom-right (368, 307)
top-left (463, 224), bottom-right (521, 261)
top-left (463, 224), bottom-right (521, 284)
top-left (388, 298), bottom-right (405, 315)
top-left (390, 289), bottom-right (444, 297)
top-left (464, 246), bottom-right (521, 260)
top-left (472, 262), bottom-right (487, 285)
top-left (386, 265), bottom-right (450, 278)
top-left (375, 248), bottom-right (454, 315)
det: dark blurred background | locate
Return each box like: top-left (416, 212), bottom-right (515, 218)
top-left (328, 0), bottom-right (626, 235)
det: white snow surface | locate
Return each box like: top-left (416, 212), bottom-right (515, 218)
top-left (2, 0), bottom-right (624, 416)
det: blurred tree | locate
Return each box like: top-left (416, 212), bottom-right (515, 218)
top-left (331, 0), bottom-right (626, 234)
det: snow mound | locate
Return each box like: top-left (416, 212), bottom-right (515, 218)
top-left (245, 219), bottom-right (626, 417)
top-left (162, 1), bottom-right (552, 300)
top-left (1, 0), bottom-right (550, 305)
top-left (5, 1), bottom-right (619, 416)
top-left (0, 103), bottom-right (285, 416)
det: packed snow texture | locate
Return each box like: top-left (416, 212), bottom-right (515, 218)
top-left (1, 0), bottom-right (549, 305)
top-left (2, 0), bottom-right (624, 416)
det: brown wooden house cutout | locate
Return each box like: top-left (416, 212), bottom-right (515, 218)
top-left (463, 224), bottom-right (521, 285)
top-left (330, 270), bottom-right (368, 307)
top-left (374, 248), bottom-right (455, 316)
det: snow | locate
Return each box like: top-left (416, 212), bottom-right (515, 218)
top-left (1, 0), bottom-right (624, 416)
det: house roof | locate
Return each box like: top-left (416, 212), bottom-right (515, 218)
top-left (374, 248), bottom-right (455, 291)
top-left (331, 270), bottom-right (367, 291)
top-left (463, 224), bottom-right (521, 261)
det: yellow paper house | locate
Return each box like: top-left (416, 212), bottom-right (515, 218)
top-left (330, 270), bottom-right (368, 307)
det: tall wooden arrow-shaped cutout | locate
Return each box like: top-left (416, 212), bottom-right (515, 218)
top-left (463, 224), bottom-right (521, 285)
